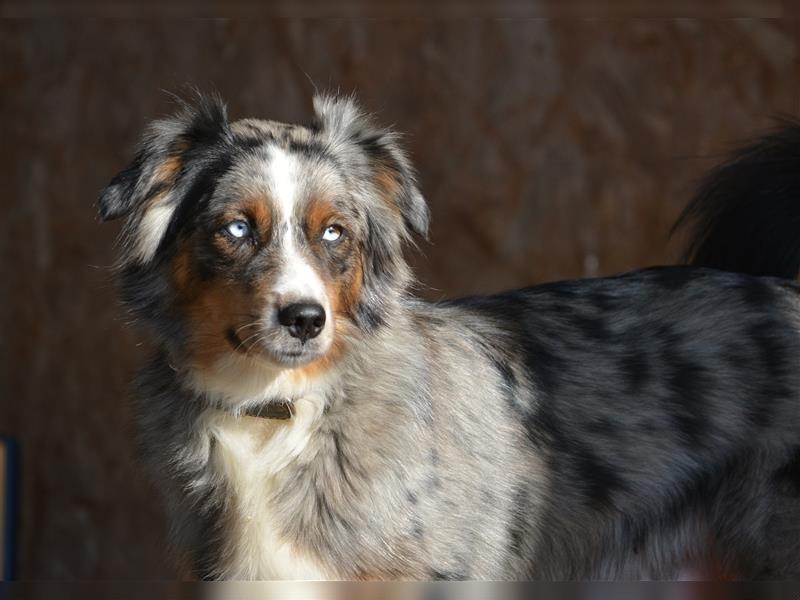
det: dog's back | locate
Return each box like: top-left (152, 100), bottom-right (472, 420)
top-left (444, 267), bottom-right (800, 578)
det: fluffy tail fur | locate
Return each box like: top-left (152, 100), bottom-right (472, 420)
top-left (673, 119), bottom-right (800, 279)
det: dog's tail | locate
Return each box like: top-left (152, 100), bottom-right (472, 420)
top-left (673, 119), bottom-right (800, 279)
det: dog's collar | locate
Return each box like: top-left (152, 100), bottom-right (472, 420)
top-left (239, 399), bottom-right (294, 420)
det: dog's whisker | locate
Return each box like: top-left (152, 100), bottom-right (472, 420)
top-left (234, 322), bottom-right (262, 335)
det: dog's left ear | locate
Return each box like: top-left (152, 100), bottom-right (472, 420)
top-left (313, 95), bottom-right (430, 240)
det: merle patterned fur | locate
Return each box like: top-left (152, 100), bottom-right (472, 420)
top-left (100, 95), bottom-right (800, 579)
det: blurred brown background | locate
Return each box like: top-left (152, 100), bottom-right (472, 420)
top-left (1, 17), bottom-right (799, 579)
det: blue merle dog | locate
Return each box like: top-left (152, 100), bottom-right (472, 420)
top-left (99, 94), bottom-right (800, 580)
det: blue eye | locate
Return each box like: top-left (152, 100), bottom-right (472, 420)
top-left (225, 220), bottom-right (250, 239)
top-left (322, 225), bottom-right (343, 242)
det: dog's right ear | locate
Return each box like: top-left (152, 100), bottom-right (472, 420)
top-left (98, 93), bottom-right (230, 263)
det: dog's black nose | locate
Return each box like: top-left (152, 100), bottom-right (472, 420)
top-left (278, 302), bottom-right (326, 343)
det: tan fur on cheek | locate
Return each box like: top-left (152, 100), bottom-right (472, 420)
top-left (330, 253), bottom-right (364, 322)
top-left (169, 241), bottom-right (254, 370)
top-left (188, 287), bottom-right (232, 365)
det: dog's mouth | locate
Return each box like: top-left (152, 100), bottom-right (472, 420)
top-left (225, 326), bottom-right (322, 367)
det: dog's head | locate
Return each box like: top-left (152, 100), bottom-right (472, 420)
top-left (100, 94), bottom-right (428, 383)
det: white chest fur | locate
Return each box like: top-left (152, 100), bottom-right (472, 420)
top-left (207, 396), bottom-right (331, 580)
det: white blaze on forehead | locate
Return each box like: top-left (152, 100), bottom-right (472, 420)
top-left (268, 145), bottom-right (299, 224)
top-left (267, 146), bottom-right (327, 304)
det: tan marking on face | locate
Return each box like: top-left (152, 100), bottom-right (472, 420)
top-left (190, 281), bottom-right (251, 369)
top-left (335, 252), bottom-right (364, 318)
top-left (241, 195), bottom-right (273, 241)
top-left (169, 238), bottom-right (266, 371)
top-left (303, 195), bottom-right (338, 237)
